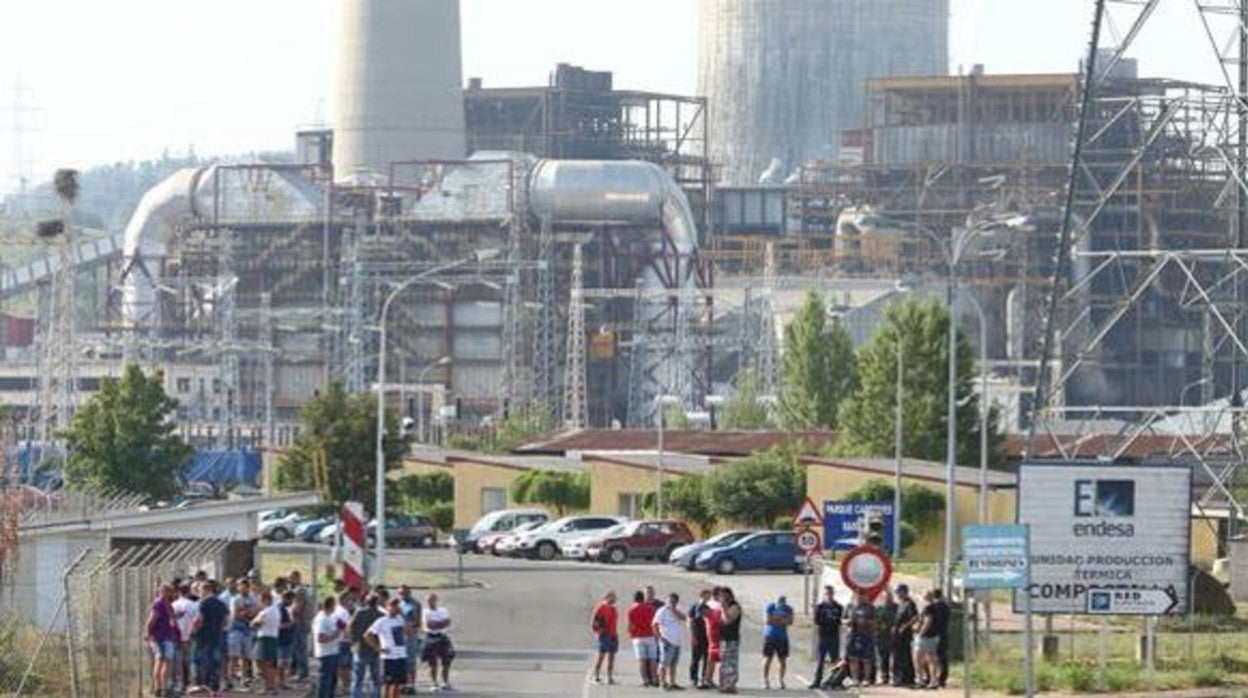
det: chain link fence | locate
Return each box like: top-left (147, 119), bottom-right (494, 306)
top-left (63, 539), bottom-right (231, 698)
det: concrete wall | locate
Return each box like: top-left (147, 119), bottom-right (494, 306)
top-left (449, 460), bottom-right (529, 529)
top-left (805, 462), bottom-right (1015, 561)
top-left (585, 458), bottom-right (687, 517)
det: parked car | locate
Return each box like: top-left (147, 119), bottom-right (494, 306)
top-left (259, 511), bottom-right (306, 541)
top-left (668, 529), bottom-right (756, 571)
top-left (512, 515), bottom-right (626, 561)
top-left (562, 523), bottom-right (627, 561)
top-left (366, 514), bottom-right (439, 548)
top-left (296, 516), bottom-right (335, 543)
top-left (316, 521), bottom-right (340, 546)
top-left (492, 520), bottom-right (545, 556)
top-left (693, 530), bottom-right (801, 575)
top-left (458, 508), bottom-right (550, 554)
top-left (586, 519), bottom-right (696, 564)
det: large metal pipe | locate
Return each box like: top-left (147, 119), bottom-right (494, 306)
top-left (528, 160), bottom-right (698, 258)
top-left (120, 167), bottom-right (216, 330)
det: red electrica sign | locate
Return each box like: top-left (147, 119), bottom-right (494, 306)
top-left (839, 544), bottom-right (893, 600)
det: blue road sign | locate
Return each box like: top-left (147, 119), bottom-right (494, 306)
top-left (823, 500), bottom-right (896, 556)
top-left (963, 524), bottom-right (1030, 590)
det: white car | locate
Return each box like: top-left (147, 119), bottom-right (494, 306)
top-left (562, 524), bottom-right (627, 561)
top-left (493, 520), bottom-right (545, 556)
top-left (259, 512), bottom-right (304, 541)
top-left (317, 521), bottom-right (340, 546)
top-left (513, 515), bottom-right (626, 561)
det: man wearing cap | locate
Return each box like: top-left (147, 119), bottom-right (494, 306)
top-left (761, 594), bottom-right (793, 690)
top-left (892, 584), bottom-right (919, 686)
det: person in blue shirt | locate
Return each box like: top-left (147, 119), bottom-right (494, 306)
top-left (762, 595), bottom-right (794, 689)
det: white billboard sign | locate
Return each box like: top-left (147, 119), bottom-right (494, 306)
top-left (1014, 463), bottom-right (1190, 615)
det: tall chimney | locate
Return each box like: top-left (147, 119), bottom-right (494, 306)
top-left (331, 0), bottom-right (467, 179)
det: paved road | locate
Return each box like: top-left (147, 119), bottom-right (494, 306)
top-left (384, 547), bottom-right (827, 697)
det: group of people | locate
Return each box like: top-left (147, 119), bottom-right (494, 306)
top-left (310, 583), bottom-right (453, 698)
top-left (589, 584), bottom-right (754, 693)
top-left (813, 584), bottom-right (951, 691)
top-left (144, 569), bottom-right (313, 697)
top-left (143, 566), bottom-right (455, 698)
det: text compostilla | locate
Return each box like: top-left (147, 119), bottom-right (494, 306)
top-left (1015, 463), bottom-right (1190, 615)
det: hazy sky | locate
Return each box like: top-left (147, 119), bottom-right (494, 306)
top-left (0, 0), bottom-right (1236, 196)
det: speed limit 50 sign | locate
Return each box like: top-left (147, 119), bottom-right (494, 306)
top-left (796, 527), bottom-right (821, 554)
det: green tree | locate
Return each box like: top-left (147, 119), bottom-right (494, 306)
top-left (395, 471), bottom-right (454, 505)
top-left (643, 474), bottom-right (717, 534)
top-left (778, 290), bottom-right (856, 429)
top-left (510, 469), bottom-right (590, 515)
top-left (275, 380), bottom-right (407, 512)
top-left (720, 368), bottom-right (773, 430)
top-left (704, 447), bottom-right (806, 527)
top-left (61, 363), bottom-right (193, 501)
top-left (836, 295), bottom-right (1001, 467)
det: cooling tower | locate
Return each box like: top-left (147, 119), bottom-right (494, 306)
top-left (698, 0), bottom-right (949, 184)
top-left (331, 0), bottom-right (467, 177)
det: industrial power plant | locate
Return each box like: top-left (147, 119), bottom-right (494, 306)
top-left (1, 0), bottom-right (1247, 473)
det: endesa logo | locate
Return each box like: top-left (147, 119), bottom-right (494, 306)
top-left (1072, 479), bottom-right (1135, 537)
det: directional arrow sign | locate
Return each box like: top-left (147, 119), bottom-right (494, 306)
top-left (962, 524), bottom-right (1029, 590)
top-left (1085, 588), bottom-right (1179, 616)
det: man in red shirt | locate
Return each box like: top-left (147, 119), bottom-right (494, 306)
top-left (627, 590), bottom-right (659, 687)
top-left (589, 590), bottom-right (619, 685)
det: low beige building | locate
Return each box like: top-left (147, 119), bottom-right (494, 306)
top-left (582, 453), bottom-right (712, 517)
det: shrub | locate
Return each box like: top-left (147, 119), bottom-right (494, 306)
top-left (1057, 662), bottom-right (1095, 692)
top-left (1192, 664), bottom-right (1223, 687)
top-left (426, 501), bottom-right (454, 531)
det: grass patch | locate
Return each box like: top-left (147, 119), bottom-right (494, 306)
top-left (1057, 662), bottom-right (1095, 692)
top-left (962, 648), bottom-right (1248, 693)
top-left (893, 561), bottom-right (939, 579)
top-left (1192, 664), bottom-right (1224, 687)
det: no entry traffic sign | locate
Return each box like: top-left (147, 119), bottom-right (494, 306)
top-left (839, 544), bottom-right (892, 599)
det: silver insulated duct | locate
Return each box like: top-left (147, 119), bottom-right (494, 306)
top-left (698, 0), bottom-right (949, 184)
top-left (331, 0), bottom-right (467, 178)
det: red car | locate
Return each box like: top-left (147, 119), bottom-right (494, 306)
top-left (586, 519), bottom-right (696, 564)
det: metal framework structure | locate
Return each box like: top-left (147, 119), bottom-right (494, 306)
top-left (562, 243), bottom-right (587, 428)
top-left (1025, 0), bottom-right (1248, 537)
top-left (33, 204), bottom-right (77, 454)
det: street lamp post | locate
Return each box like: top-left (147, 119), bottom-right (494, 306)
top-left (932, 217), bottom-right (1025, 591)
top-left (894, 320), bottom-right (905, 558)
top-left (943, 263), bottom-right (959, 592)
top-left (654, 394), bottom-right (680, 517)
top-left (958, 291), bottom-right (990, 524)
top-left (375, 251), bottom-right (496, 583)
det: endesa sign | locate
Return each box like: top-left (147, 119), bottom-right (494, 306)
top-left (1014, 463), bottom-right (1190, 615)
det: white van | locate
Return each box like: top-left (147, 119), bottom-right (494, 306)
top-left (458, 508), bottom-right (550, 553)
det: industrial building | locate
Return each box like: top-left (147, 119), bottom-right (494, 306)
top-left (698, 0), bottom-right (950, 185)
top-left (0, 0), bottom-right (1243, 483)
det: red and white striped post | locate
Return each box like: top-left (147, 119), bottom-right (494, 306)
top-left (341, 501), bottom-right (367, 588)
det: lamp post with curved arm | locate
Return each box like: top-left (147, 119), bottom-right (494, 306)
top-left (374, 249), bottom-right (498, 583)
